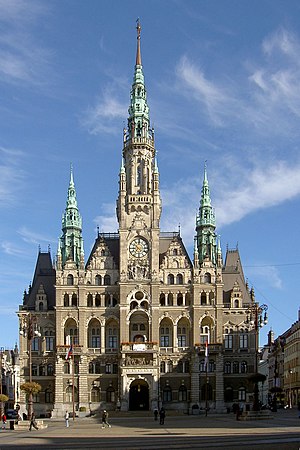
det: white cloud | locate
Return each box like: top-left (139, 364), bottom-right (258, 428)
top-left (1, 241), bottom-right (26, 257)
top-left (94, 203), bottom-right (118, 233)
top-left (0, 146), bottom-right (25, 206)
top-left (159, 159), bottom-right (300, 245)
top-left (215, 161), bottom-right (300, 227)
top-left (0, 0), bottom-right (53, 86)
top-left (17, 226), bottom-right (56, 245)
top-left (176, 55), bottom-right (231, 125)
top-left (247, 265), bottom-right (283, 290)
top-left (82, 89), bottom-right (127, 135)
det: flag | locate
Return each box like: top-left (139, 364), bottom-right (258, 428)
top-left (65, 344), bottom-right (73, 360)
top-left (204, 340), bottom-right (209, 371)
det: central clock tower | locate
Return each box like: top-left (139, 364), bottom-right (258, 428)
top-left (117, 20), bottom-right (161, 287)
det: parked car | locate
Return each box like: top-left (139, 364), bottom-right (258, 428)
top-left (5, 409), bottom-right (18, 420)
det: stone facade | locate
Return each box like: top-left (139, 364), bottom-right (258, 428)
top-left (18, 23), bottom-right (259, 418)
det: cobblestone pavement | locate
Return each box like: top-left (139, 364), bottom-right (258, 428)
top-left (0, 408), bottom-right (299, 450)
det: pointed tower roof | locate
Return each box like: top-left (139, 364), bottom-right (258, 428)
top-left (59, 167), bottom-right (84, 268)
top-left (127, 19), bottom-right (150, 140)
top-left (195, 163), bottom-right (217, 265)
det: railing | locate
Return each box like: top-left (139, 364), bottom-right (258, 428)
top-left (121, 342), bottom-right (158, 352)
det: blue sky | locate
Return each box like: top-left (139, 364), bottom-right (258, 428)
top-left (1, 0), bottom-right (300, 348)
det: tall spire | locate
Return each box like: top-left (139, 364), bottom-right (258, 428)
top-left (195, 163), bottom-right (217, 265)
top-left (58, 167), bottom-right (84, 268)
top-left (126, 19), bottom-right (151, 141)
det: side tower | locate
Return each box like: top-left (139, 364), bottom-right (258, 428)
top-left (53, 169), bottom-right (85, 417)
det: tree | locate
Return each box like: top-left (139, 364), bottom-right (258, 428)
top-left (20, 382), bottom-right (41, 419)
top-left (0, 394), bottom-right (9, 418)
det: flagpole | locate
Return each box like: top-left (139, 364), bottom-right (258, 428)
top-left (72, 351), bottom-right (75, 421)
top-left (205, 340), bottom-right (208, 417)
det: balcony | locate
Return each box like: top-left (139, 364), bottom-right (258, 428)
top-left (121, 342), bottom-right (158, 352)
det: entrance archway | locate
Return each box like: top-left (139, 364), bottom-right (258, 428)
top-left (129, 379), bottom-right (149, 411)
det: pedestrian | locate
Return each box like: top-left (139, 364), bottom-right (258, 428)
top-left (2, 414), bottom-right (7, 430)
top-left (101, 410), bottom-right (111, 428)
top-left (65, 410), bottom-right (69, 427)
top-left (154, 408), bottom-right (158, 421)
top-left (29, 412), bottom-right (39, 431)
top-left (159, 407), bottom-right (165, 425)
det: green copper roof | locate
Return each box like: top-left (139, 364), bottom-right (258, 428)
top-left (127, 19), bottom-right (151, 139)
top-left (59, 166), bottom-right (84, 267)
top-left (195, 164), bottom-right (217, 265)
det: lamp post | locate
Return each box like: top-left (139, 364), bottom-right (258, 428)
top-left (246, 301), bottom-right (268, 411)
top-left (289, 368), bottom-right (293, 408)
top-left (19, 313), bottom-right (41, 419)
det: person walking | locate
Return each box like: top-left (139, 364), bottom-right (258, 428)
top-left (1, 414), bottom-right (7, 430)
top-left (159, 407), bottom-right (165, 425)
top-left (65, 410), bottom-right (69, 427)
top-left (29, 412), bottom-right (39, 431)
top-left (101, 410), bottom-right (111, 428)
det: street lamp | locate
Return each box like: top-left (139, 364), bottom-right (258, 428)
top-left (289, 368), bottom-right (293, 409)
top-left (19, 313), bottom-right (41, 419)
top-left (246, 300), bottom-right (268, 411)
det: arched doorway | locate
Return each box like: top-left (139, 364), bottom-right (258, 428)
top-left (129, 379), bottom-right (149, 411)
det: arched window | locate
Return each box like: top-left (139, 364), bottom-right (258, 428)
top-left (45, 389), bottom-right (53, 403)
top-left (163, 386), bottom-right (172, 402)
top-left (238, 387), bottom-right (246, 401)
top-left (173, 249), bottom-right (178, 256)
top-left (71, 294), bottom-right (77, 307)
top-left (104, 275), bottom-right (111, 286)
top-left (224, 361), bottom-right (231, 374)
top-left (64, 362), bottom-right (70, 374)
top-left (233, 361), bottom-right (239, 374)
top-left (91, 387), bottom-right (100, 402)
top-left (39, 365), bottom-right (45, 376)
top-left (199, 359), bottom-right (206, 372)
top-left (87, 294), bottom-right (93, 307)
top-left (32, 364), bottom-right (38, 376)
top-left (167, 361), bottom-right (173, 373)
top-left (167, 274), bottom-right (174, 285)
top-left (67, 274), bottom-right (74, 286)
top-left (64, 294), bottom-right (69, 307)
top-left (160, 361), bottom-right (166, 373)
top-left (39, 302), bottom-right (44, 311)
top-left (201, 292), bottom-right (207, 305)
top-left (160, 327), bottom-right (170, 347)
top-left (241, 361), bottom-right (247, 373)
top-left (95, 275), bottom-right (102, 286)
top-left (95, 294), bottom-right (101, 307)
top-left (176, 274), bottom-right (183, 284)
top-left (47, 364), bottom-right (54, 376)
top-left (160, 294), bottom-right (166, 306)
top-left (208, 360), bottom-right (215, 372)
top-left (167, 293), bottom-right (173, 306)
top-left (204, 273), bottom-right (211, 283)
top-left (106, 386), bottom-right (115, 403)
top-left (178, 385), bottom-right (187, 401)
top-left (90, 327), bottom-right (101, 348)
top-left (234, 299), bottom-right (239, 308)
top-left (177, 294), bottom-right (183, 306)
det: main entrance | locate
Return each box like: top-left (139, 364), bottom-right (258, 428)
top-left (129, 379), bottom-right (149, 411)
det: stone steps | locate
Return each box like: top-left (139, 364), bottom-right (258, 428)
top-left (13, 419), bottom-right (48, 430)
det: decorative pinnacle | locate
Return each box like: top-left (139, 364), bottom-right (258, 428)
top-left (136, 18), bottom-right (142, 66)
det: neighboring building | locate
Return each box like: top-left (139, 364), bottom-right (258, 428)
top-left (283, 312), bottom-right (300, 407)
top-left (18, 22), bottom-right (260, 418)
top-left (0, 346), bottom-right (20, 410)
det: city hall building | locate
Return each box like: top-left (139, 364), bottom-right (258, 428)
top-left (18, 23), bottom-right (257, 418)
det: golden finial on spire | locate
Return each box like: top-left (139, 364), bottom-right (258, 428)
top-left (136, 18), bottom-right (142, 65)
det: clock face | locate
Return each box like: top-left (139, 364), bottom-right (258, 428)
top-left (129, 238), bottom-right (149, 258)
